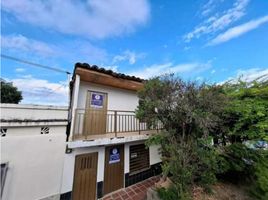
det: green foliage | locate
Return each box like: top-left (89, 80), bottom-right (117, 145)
top-left (139, 76), bottom-right (268, 200)
top-left (195, 142), bottom-right (218, 191)
top-left (0, 81), bottom-right (23, 104)
top-left (218, 81), bottom-right (268, 200)
top-left (250, 151), bottom-right (268, 200)
top-left (137, 75), bottom-right (226, 199)
top-left (222, 81), bottom-right (268, 142)
top-left (221, 143), bottom-right (258, 172)
top-left (218, 144), bottom-right (268, 199)
top-left (157, 186), bottom-right (182, 200)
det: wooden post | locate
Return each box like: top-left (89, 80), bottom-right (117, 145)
top-left (114, 111), bottom-right (117, 137)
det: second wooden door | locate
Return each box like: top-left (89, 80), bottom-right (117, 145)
top-left (104, 145), bottom-right (124, 195)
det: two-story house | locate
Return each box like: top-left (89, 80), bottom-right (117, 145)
top-left (60, 63), bottom-right (162, 200)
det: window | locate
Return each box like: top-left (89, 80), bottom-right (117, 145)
top-left (0, 128), bottom-right (7, 137)
top-left (1, 163), bottom-right (8, 197)
top-left (129, 144), bottom-right (150, 174)
top-left (41, 127), bottom-right (50, 134)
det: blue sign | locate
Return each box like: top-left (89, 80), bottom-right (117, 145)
top-left (109, 147), bottom-right (120, 164)
top-left (90, 93), bottom-right (104, 108)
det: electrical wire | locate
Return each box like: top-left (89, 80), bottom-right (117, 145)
top-left (1, 54), bottom-right (71, 98)
top-left (1, 54), bottom-right (71, 75)
top-left (45, 83), bottom-right (68, 97)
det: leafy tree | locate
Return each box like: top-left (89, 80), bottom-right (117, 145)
top-left (136, 75), bottom-right (227, 198)
top-left (222, 80), bottom-right (268, 143)
top-left (218, 80), bottom-right (268, 199)
top-left (0, 80), bottom-right (23, 104)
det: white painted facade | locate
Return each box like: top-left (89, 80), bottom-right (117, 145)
top-left (69, 76), bottom-right (139, 140)
top-left (64, 71), bottom-right (162, 199)
top-left (0, 68), bottom-right (162, 200)
top-left (60, 143), bottom-right (160, 194)
top-left (77, 81), bottom-right (139, 110)
top-left (0, 104), bottom-right (68, 200)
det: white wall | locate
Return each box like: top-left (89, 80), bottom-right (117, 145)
top-left (60, 146), bottom-right (105, 194)
top-left (77, 81), bottom-right (139, 111)
top-left (1, 132), bottom-right (66, 200)
top-left (124, 144), bottom-right (130, 174)
top-left (1, 104), bottom-right (68, 121)
top-left (1, 104), bottom-right (68, 200)
top-left (3, 126), bottom-right (66, 136)
top-left (149, 145), bottom-right (161, 165)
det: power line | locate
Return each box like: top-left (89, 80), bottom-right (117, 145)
top-left (46, 83), bottom-right (68, 97)
top-left (1, 54), bottom-right (71, 75)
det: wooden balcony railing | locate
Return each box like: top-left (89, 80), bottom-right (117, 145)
top-left (72, 109), bottom-right (163, 140)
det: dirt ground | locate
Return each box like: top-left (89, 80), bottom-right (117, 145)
top-left (192, 182), bottom-right (252, 200)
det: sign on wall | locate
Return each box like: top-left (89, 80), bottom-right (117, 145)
top-left (109, 147), bottom-right (120, 164)
top-left (90, 93), bottom-right (104, 108)
top-left (130, 152), bottom-right (138, 159)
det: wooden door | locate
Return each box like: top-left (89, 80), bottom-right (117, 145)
top-left (104, 145), bottom-right (124, 195)
top-left (72, 153), bottom-right (98, 200)
top-left (84, 91), bottom-right (108, 136)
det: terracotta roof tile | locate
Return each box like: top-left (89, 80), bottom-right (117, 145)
top-left (74, 62), bottom-right (144, 82)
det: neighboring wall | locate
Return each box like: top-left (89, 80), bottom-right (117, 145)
top-left (1, 104), bottom-right (68, 200)
top-left (78, 81), bottom-right (139, 111)
top-left (1, 104), bottom-right (68, 122)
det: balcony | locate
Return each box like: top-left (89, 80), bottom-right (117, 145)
top-left (72, 109), bottom-right (162, 141)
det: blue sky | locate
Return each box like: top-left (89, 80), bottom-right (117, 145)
top-left (1, 0), bottom-right (268, 105)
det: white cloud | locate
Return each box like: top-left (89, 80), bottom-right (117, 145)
top-left (208, 15), bottom-right (268, 45)
top-left (183, 46), bottom-right (191, 51)
top-left (5, 77), bottom-right (69, 105)
top-left (201, 0), bottom-right (217, 16)
top-left (184, 0), bottom-right (249, 42)
top-left (236, 68), bottom-right (268, 82)
top-left (196, 76), bottom-right (204, 81)
top-left (15, 67), bottom-right (26, 72)
top-left (1, 34), bottom-right (57, 56)
top-left (222, 68), bottom-right (268, 84)
top-left (113, 50), bottom-right (145, 65)
top-left (211, 69), bottom-right (216, 74)
top-left (2, 0), bottom-right (150, 39)
top-left (103, 65), bottom-right (118, 72)
top-left (129, 62), bottom-right (212, 79)
top-left (1, 34), bottom-right (108, 63)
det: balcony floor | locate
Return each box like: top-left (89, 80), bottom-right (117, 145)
top-left (69, 130), bottom-right (159, 148)
top-left (72, 130), bottom-right (158, 141)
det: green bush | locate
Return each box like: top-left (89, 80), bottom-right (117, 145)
top-left (157, 187), bottom-right (177, 200)
top-left (221, 144), bottom-right (257, 173)
top-left (217, 144), bottom-right (268, 199)
top-left (157, 186), bottom-right (190, 200)
top-left (250, 151), bottom-right (268, 200)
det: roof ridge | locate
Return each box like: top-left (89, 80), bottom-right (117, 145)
top-left (74, 62), bottom-right (144, 82)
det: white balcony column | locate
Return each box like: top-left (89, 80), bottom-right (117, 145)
top-left (69, 74), bottom-right (80, 140)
